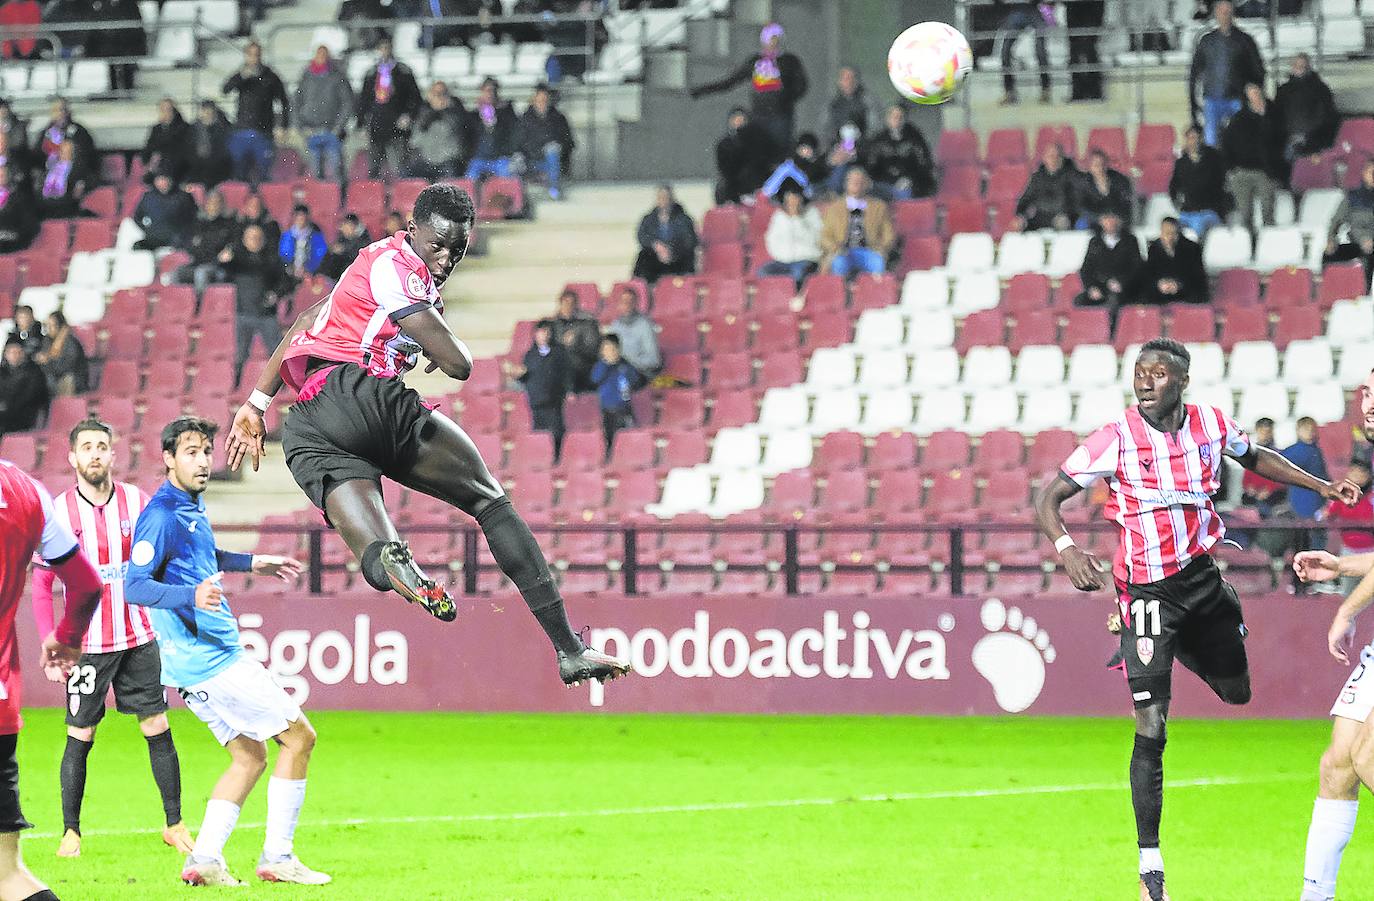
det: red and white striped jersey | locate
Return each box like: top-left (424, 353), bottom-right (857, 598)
top-left (1061, 404), bottom-right (1251, 585)
top-left (49, 482), bottom-right (156, 653)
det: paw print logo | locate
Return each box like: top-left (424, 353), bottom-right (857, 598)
top-left (971, 598), bottom-right (1056, 713)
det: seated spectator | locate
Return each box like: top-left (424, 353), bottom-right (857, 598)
top-left (1169, 124), bottom-right (1231, 238)
top-left (464, 77), bottom-right (518, 181)
top-left (1221, 83), bottom-right (1283, 232)
top-left (860, 104), bottom-right (935, 201)
top-left (1076, 211), bottom-right (1141, 313)
top-left (186, 100), bottom-right (233, 189)
top-left (405, 81), bottom-right (467, 180)
top-left (0, 338), bottom-right (48, 435)
top-left (632, 184), bottom-right (698, 283)
top-left (140, 98), bottom-right (190, 185)
top-left (295, 45), bottom-right (354, 184)
top-left (1324, 159), bottom-right (1374, 281)
top-left (0, 164), bottom-right (37, 253)
top-left (1326, 462), bottom-right (1374, 594)
top-left (0, 130), bottom-right (27, 188)
top-left (132, 169), bottom-right (198, 251)
top-left (278, 204), bottom-right (329, 278)
top-left (1241, 417), bottom-right (1284, 510)
top-left (1283, 416), bottom-right (1330, 551)
top-left (517, 85), bottom-right (574, 201)
top-left (820, 167), bottom-right (895, 278)
top-left (236, 192), bottom-right (281, 250)
top-left (5, 305), bottom-right (42, 357)
top-left (552, 289), bottom-right (602, 392)
top-left (821, 123), bottom-right (861, 194)
top-left (508, 319), bottom-right (572, 459)
top-left (220, 224), bottom-right (293, 383)
top-left (383, 209), bottom-right (406, 235)
top-left (1073, 148), bottom-right (1134, 230)
top-left (32, 99), bottom-right (96, 181)
top-left (0, 99), bottom-right (26, 153)
top-left (762, 133), bottom-right (830, 200)
top-left (1140, 217), bottom-right (1208, 305)
top-left (820, 66), bottom-right (874, 155)
top-left (758, 187), bottom-right (822, 287)
top-left (713, 107), bottom-right (769, 206)
top-left (1274, 53), bottom-right (1337, 162)
top-left (175, 189), bottom-right (239, 295)
top-left (590, 334), bottom-right (646, 457)
top-left (1014, 143), bottom-right (1078, 231)
top-left (605, 287), bottom-right (662, 378)
top-left (37, 140), bottom-right (89, 220)
top-left (34, 311), bottom-right (87, 396)
top-left (318, 214), bottom-right (373, 282)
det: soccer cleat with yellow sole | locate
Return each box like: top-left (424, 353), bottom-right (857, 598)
top-left (56, 829), bottom-right (80, 857)
top-left (162, 821), bottom-right (195, 854)
top-left (381, 541), bottom-right (456, 622)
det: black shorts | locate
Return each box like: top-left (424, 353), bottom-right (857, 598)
top-left (282, 364), bottom-right (435, 518)
top-left (0, 734), bottom-right (30, 832)
top-left (1120, 555), bottom-right (1249, 709)
top-left (66, 641), bottom-right (169, 728)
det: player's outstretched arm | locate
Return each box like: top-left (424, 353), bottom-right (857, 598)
top-left (396, 305), bottom-right (473, 380)
top-left (1328, 565), bottom-right (1374, 664)
top-left (1034, 473), bottom-right (1107, 592)
top-left (1237, 444), bottom-right (1362, 506)
top-left (1294, 550), bottom-right (1374, 583)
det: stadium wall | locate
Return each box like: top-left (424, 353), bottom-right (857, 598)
top-left (15, 591), bottom-right (1344, 720)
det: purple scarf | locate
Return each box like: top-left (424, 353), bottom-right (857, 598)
top-left (42, 160), bottom-right (71, 199)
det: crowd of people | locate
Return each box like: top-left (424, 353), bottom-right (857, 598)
top-left (0, 303), bottom-right (89, 439)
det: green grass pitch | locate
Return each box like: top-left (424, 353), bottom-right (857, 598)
top-left (13, 710), bottom-right (1369, 900)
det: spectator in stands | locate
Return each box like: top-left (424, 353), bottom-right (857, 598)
top-left (0, 338), bottom-right (48, 435)
top-left (131, 168), bottom-right (198, 251)
top-left (222, 40), bottom-right (290, 183)
top-left (87, 0), bottom-right (145, 92)
top-left (758, 187), bottom-right (822, 288)
top-left (1073, 148), bottom-right (1134, 229)
top-left (552, 288), bottom-right (602, 391)
top-left (358, 36), bottom-right (422, 180)
top-left (139, 98), bottom-right (190, 185)
top-left (318, 214), bottom-right (372, 282)
top-left (1282, 416), bottom-right (1330, 550)
top-left (235, 192), bottom-right (282, 250)
top-left (34, 311), bottom-right (87, 397)
top-left (0, 0), bottom-right (41, 60)
top-left (510, 319), bottom-right (572, 459)
top-left (713, 107), bottom-right (769, 206)
top-left (37, 140), bottom-right (90, 220)
top-left (820, 167), bottom-right (896, 278)
top-left (632, 184), bottom-right (698, 283)
top-left (860, 104), bottom-right (935, 201)
top-left (997, 1), bottom-right (1053, 105)
top-left (5, 305), bottom-right (41, 357)
top-left (1014, 143), bottom-right (1078, 231)
top-left (1274, 53), bottom-right (1338, 163)
top-left (517, 84), bottom-right (574, 201)
top-left (591, 334), bottom-right (646, 457)
top-left (1076, 211), bottom-right (1141, 318)
top-left (1188, 0), bottom-right (1264, 147)
top-left (1325, 159), bottom-right (1374, 281)
top-left (762, 132), bottom-right (830, 201)
top-left (175, 189), bottom-right (238, 295)
top-left (605, 287), bottom-right (661, 378)
top-left (689, 23), bottom-right (808, 165)
top-left (33, 98), bottom-right (96, 184)
top-left (295, 45), bottom-right (354, 185)
top-left (1140, 216), bottom-right (1208, 305)
top-left (186, 100), bottom-right (233, 189)
top-left (405, 80), bottom-right (467, 180)
top-left (820, 66), bottom-right (874, 153)
top-left (1169, 124), bottom-right (1231, 238)
top-left (1326, 462), bottom-right (1374, 593)
top-left (1065, 0), bottom-right (1105, 102)
top-left (463, 77), bottom-right (519, 181)
top-left (278, 204), bottom-right (329, 279)
top-left (0, 164), bottom-right (37, 253)
top-left (1221, 82), bottom-right (1283, 233)
top-left (383, 209), bottom-right (405, 235)
top-left (220, 223), bottom-right (292, 384)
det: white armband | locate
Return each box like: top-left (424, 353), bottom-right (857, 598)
top-left (247, 390), bottom-right (273, 414)
top-left (1054, 535), bottom-right (1077, 554)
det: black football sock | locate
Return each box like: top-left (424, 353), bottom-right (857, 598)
top-left (360, 540), bottom-right (391, 592)
top-left (60, 736), bottom-right (92, 835)
top-left (22, 890), bottom-right (61, 901)
top-left (476, 497), bottom-right (582, 655)
top-left (145, 730), bottom-right (183, 827)
top-left (1130, 733), bottom-right (1166, 853)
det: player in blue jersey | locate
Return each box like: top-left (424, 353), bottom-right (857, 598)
top-left (125, 417), bottom-right (328, 887)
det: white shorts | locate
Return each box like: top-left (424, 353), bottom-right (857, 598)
top-left (1331, 642), bottom-right (1374, 723)
top-left (179, 658), bottom-right (302, 746)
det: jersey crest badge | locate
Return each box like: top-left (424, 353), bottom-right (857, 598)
top-left (121, 520), bottom-right (131, 537)
top-left (1136, 637), bottom-right (1154, 665)
top-left (1198, 444), bottom-right (1213, 465)
top-left (405, 271), bottom-right (428, 300)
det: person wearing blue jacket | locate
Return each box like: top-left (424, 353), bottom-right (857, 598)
top-left (589, 334), bottom-right (646, 458)
top-left (125, 417), bottom-right (328, 888)
top-left (277, 204), bottom-right (328, 278)
top-left (1282, 416), bottom-right (1331, 555)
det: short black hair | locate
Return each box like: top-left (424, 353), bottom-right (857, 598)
top-left (535, 318), bottom-right (555, 331)
top-left (292, 203), bottom-right (310, 216)
top-left (161, 416), bottom-right (218, 455)
top-left (1138, 338), bottom-right (1190, 373)
top-left (1255, 417), bottom-right (1275, 429)
top-left (412, 183), bottom-right (474, 228)
top-left (602, 333), bottom-right (621, 348)
top-left (69, 418), bottom-right (112, 447)
top-left (1161, 215), bottom-right (1180, 228)
top-left (1297, 416), bottom-right (1318, 429)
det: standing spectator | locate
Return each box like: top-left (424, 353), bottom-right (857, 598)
top-left (87, 0), bottom-right (146, 92)
top-left (0, 165), bottom-right (37, 253)
top-left (131, 169), bottom-right (197, 251)
top-left (997, 1), bottom-right (1053, 105)
top-left (632, 184), bottom-right (698, 283)
top-left (236, 192), bottom-right (282, 250)
top-left (1241, 417), bottom-right (1283, 511)
top-left (185, 100), bottom-right (233, 189)
top-left (1221, 83), bottom-right (1283, 233)
top-left (37, 141), bottom-right (89, 220)
top-left (590, 334), bottom-right (646, 457)
top-left (1282, 416), bottom-right (1330, 551)
top-left (175, 189), bottom-right (238, 295)
top-left (278, 204), bottom-right (329, 279)
top-left (1014, 143), bottom-right (1078, 231)
top-left (820, 66), bottom-right (874, 153)
top-left (405, 81), bottom-right (467, 180)
top-left (761, 132), bottom-right (831, 201)
top-left (221, 40), bottom-right (290, 183)
top-left (1325, 462), bottom-right (1374, 594)
top-left (33, 311), bottom-right (87, 396)
top-left (1188, 0), bottom-right (1264, 147)
top-left (1065, 0), bottom-right (1104, 101)
top-left (1073, 148), bottom-right (1134, 229)
top-left (1169, 124), bottom-right (1232, 238)
top-left (1140, 217), bottom-right (1208, 305)
top-left (860, 104), bottom-right (935, 201)
top-left (463, 78), bottom-right (518, 180)
top-left (688, 23), bottom-right (808, 165)
top-left (605, 288), bottom-right (662, 378)
top-left (1274, 53), bottom-right (1338, 163)
top-left (295, 45), bottom-right (354, 184)
top-left (219, 224), bottom-right (292, 384)
top-left (509, 319), bottom-right (572, 460)
top-left (758, 188), bottom-right (822, 287)
top-left (4, 305), bottom-right (42, 357)
top-left (0, 0), bottom-right (41, 60)
top-left (357, 36), bottom-right (421, 179)
top-left (820, 167), bottom-right (896, 278)
top-left (552, 289), bottom-right (602, 392)
top-left (0, 338), bottom-right (48, 435)
top-left (517, 84), bottom-right (574, 200)
top-left (139, 98), bottom-right (190, 185)
top-left (33, 99), bottom-right (96, 183)
top-left (1324, 159), bottom-right (1374, 281)
top-left (713, 108), bottom-right (769, 206)
top-left (1075, 211), bottom-right (1141, 317)
top-left (317, 214), bottom-right (372, 281)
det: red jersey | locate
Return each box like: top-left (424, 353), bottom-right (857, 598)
top-left (1061, 404), bottom-right (1251, 585)
top-left (1327, 494), bottom-right (1374, 552)
top-left (281, 232), bottom-right (443, 392)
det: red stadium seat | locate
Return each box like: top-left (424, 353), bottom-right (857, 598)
top-left (955, 310), bottom-right (1006, 353)
top-left (1035, 124), bottom-right (1077, 161)
top-left (814, 431), bottom-right (864, 473)
top-left (1291, 154), bottom-right (1336, 192)
top-left (1008, 309), bottom-right (1057, 352)
top-left (1004, 273), bottom-right (1050, 313)
top-left (560, 470), bottom-right (608, 513)
top-left (1113, 306), bottom-right (1163, 349)
top-left (97, 398), bottom-right (137, 436)
top-left (1086, 127), bottom-right (1128, 167)
top-left (1273, 306), bottom-right (1323, 348)
top-left (751, 276), bottom-right (796, 318)
top-left (701, 317), bottom-right (750, 356)
top-left (454, 395), bottom-right (503, 433)
top-left (851, 273), bottom-right (897, 311)
top-left (661, 351), bottom-right (702, 385)
top-left (1213, 268), bottom-right (1261, 307)
top-left (100, 153), bottom-right (128, 184)
top-left (758, 350), bottom-right (803, 388)
top-left (871, 469), bottom-right (923, 521)
top-left (977, 471), bottom-right (1032, 517)
top-left (701, 278), bottom-right (747, 318)
top-left (72, 220), bottom-right (113, 253)
top-left (898, 236), bottom-right (945, 274)
top-left (985, 127), bottom-right (1029, 166)
top-left (503, 432), bottom-right (551, 475)
top-left (745, 203), bottom-right (775, 249)
top-left (100, 360), bottom-right (140, 396)
top-left (556, 432), bottom-right (604, 476)
top-left (1319, 423), bottom-right (1356, 466)
top-left (344, 180), bottom-right (385, 216)
top-left (653, 277), bottom-right (699, 319)
top-left (701, 206), bottom-right (743, 246)
top-left (1133, 123), bottom-right (1177, 165)
top-left (973, 429), bottom-right (1025, 473)
top-left (561, 281), bottom-right (600, 317)
top-left (1061, 308), bottom-right (1111, 348)
top-left (610, 279), bottom-right (650, 314)
top-left (1053, 274), bottom-right (1083, 309)
top-left (869, 431), bottom-right (917, 472)
top-left (937, 164), bottom-right (981, 202)
top-left (298, 180), bottom-right (340, 214)
top-left (478, 177), bottom-right (525, 219)
top-left (655, 318), bottom-right (700, 357)
top-left (1166, 305), bottom-right (1215, 343)
top-left (805, 312), bottom-right (853, 348)
top-left (506, 470), bottom-right (554, 518)
top-left (802, 274), bottom-right (847, 315)
top-left (390, 179), bottom-right (427, 217)
top-left (272, 148), bottom-right (303, 181)
top-left (606, 429), bottom-right (655, 475)
top-left (922, 430), bottom-right (971, 470)
top-left (1218, 306), bottom-right (1270, 349)
top-left (1027, 429), bottom-right (1078, 473)
top-left (765, 470), bottom-right (815, 521)
top-left (986, 164), bottom-right (1029, 204)
top-left (1338, 117), bottom-right (1374, 155)
top-left (1136, 161), bottom-right (1172, 196)
top-left (941, 199), bottom-right (987, 236)
top-left (102, 323), bottom-right (144, 359)
top-left (660, 389), bottom-right (705, 430)
top-left (892, 199), bottom-right (938, 237)
top-left (1259, 268), bottom-right (1310, 314)
top-left (660, 429), bottom-right (708, 470)
top-left (564, 394), bottom-right (601, 433)
top-left (47, 397), bottom-right (91, 441)
top-left (82, 186), bottom-right (117, 220)
top-left (925, 471), bottom-right (976, 520)
top-left (1319, 263), bottom-right (1366, 308)
top-left (0, 434), bottom-right (38, 471)
top-left (937, 128), bottom-right (979, 166)
top-left (702, 243), bottom-right (746, 277)
top-left (105, 289), bottom-right (150, 324)
top-left (709, 389), bottom-right (758, 428)
top-left (217, 181), bottom-right (251, 210)
top-left (609, 469), bottom-right (659, 518)
top-left (707, 352), bottom-right (753, 392)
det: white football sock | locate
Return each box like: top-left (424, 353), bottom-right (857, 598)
top-left (192, 799), bottom-right (240, 864)
top-left (1138, 846), bottom-right (1164, 874)
top-left (1302, 797), bottom-right (1358, 901)
top-left (262, 777), bottom-right (307, 861)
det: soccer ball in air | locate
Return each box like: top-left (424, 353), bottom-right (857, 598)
top-left (887, 21), bottom-right (973, 105)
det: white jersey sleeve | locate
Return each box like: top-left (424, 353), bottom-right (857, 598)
top-left (1219, 410), bottom-right (1253, 458)
top-left (1060, 423), bottom-right (1120, 488)
top-left (33, 478), bottom-right (78, 563)
top-left (369, 250), bottom-right (433, 324)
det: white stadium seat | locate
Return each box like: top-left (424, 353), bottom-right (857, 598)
top-left (110, 251), bottom-right (155, 290)
top-left (66, 251), bottom-right (113, 289)
top-left (965, 387), bottom-right (1019, 434)
top-left (16, 287), bottom-right (62, 322)
top-left (1189, 384), bottom-right (1236, 417)
top-left (1043, 230), bottom-right (1092, 278)
top-left (1236, 383), bottom-right (1292, 425)
top-left (860, 388), bottom-right (916, 434)
top-left (961, 346), bottom-right (1014, 390)
top-left (996, 231), bottom-right (1045, 277)
top-left (945, 232), bottom-right (995, 273)
top-left (1066, 344), bottom-right (1119, 389)
top-left (308, 26), bottom-right (349, 58)
top-left (1252, 227), bottom-right (1305, 271)
top-left (906, 311), bottom-right (956, 350)
top-left (808, 390), bottom-right (862, 435)
top-left (853, 307), bottom-right (907, 349)
top-left (756, 386), bottom-right (810, 432)
top-left (1202, 226), bottom-right (1253, 272)
top-left (1283, 339), bottom-right (1335, 385)
top-left (950, 271), bottom-right (1001, 316)
top-left (1183, 343), bottom-right (1226, 388)
top-left (115, 218), bottom-right (145, 252)
top-left (912, 388), bottom-right (966, 432)
top-left (1294, 383), bottom-right (1349, 424)
top-left (1018, 387), bottom-right (1074, 434)
top-left (1142, 194), bottom-right (1180, 231)
top-left (1323, 17), bottom-right (1366, 54)
top-left (1072, 386), bottom-right (1128, 433)
top-left (473, 44), bottom-right (515, 78)
top-left (348, 54), bottom-right (378, 84)
top-left (706, 470), bottom-right (764, 518)
top-left (1227, 340), bottom-right (1281, 385)
top-left (66, 61), bottom-right (108, 98)
top-left (900, 271), bottom-right (949, 310)
top-left (805, 346), bottom-right (857, 390)
top-left (1299, 188), bottom-right (1345, 234)
top-left (706, 427), bottom-right (761, 472)
top-left (1325, 0), bottom-right (1358, 15)
top-left (1328, 299), bottom-right (1374, 347)
top-left (1336, 339), bottom-right (1374, 384)
top-left (1014, 345), bottom-right (1066, 389)
top-left (647, 468), bottom-right (712, 518)
top-left (1117, 343), bottom-right (1144, 392)
top-left (857, 349), bottom-right (911, 389)
top-left (59, 287), bottom-right (105, 327)
top-left (908, 347), bottom-right (961, 389)
top-left (151, 26), bottom-right (197, 67)
top-left (430, 47), bottom-right (473, 80)
top-left (759, 429), bottom-right (813, 476)
top-left (514, 43), bottom-right (553, 76)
